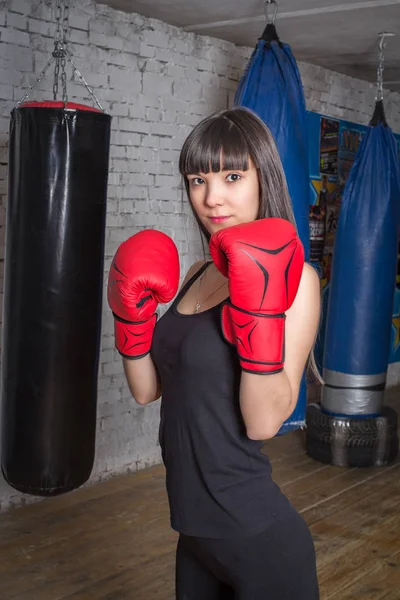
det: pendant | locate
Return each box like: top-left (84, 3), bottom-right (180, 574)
top-left (194, 303), bottom-right (201, 314)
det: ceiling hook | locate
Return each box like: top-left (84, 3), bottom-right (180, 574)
top-left (378, 31), bottom-right (394, 52)
top-left (264, 0), bottom-right (278, 25)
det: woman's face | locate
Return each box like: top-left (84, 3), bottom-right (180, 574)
top-left (186, 157), bottom-right (260, 235)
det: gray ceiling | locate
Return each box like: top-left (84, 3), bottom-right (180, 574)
top-left (99, 0), bottom-right (400, 93)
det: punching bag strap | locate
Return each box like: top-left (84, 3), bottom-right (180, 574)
top-left (369, 100), bottom-right (388, 127)
top-left (260, 24), bottom-right (281, 44)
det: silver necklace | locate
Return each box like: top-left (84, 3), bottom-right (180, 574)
top-left (194, 265), bottom-right (228, 314)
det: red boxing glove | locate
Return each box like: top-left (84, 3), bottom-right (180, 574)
top-left (107, 230), bottom-right (180, 359)
top-left (209, 218), bottom-right (304, 374)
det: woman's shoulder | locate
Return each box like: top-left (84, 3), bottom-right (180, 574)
top-left (302, 261), bottom-right (321, 287)
top-left (296, 261), bottom-right (321, 304)
top-left (286, 261), bottom-right (321, 320)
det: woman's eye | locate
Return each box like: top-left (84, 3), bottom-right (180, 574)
top-left (190, 177), bottom-right (204, 186)
top-left (227, 173), bottom-right (241, 182)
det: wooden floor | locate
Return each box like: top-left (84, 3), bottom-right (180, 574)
top-left (1, 391), bottom-right (400, 600)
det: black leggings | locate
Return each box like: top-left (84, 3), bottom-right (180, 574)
top-left (175, 508), bottom-right (319, 599)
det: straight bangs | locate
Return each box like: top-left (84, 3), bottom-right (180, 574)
top-left (179, 117), bottom-right (250, 176)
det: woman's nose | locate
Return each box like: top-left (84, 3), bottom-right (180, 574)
top-left (204, 185), bottom-right (224, 207)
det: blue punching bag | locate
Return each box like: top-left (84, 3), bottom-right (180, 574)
top-left (234, 24), bottom-right (310, 258)
top-left (323, 101), bottom-right (400, 414)
top-left (306, 101), bottom-right (399, 467)
top-left (234, 21), bottom-right (310, 433)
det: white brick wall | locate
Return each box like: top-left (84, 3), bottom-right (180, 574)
top-left (0, 0), bottom-right (399, 511)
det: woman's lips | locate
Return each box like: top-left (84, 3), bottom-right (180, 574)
top-left (209, 216), bottom-right (231, 223)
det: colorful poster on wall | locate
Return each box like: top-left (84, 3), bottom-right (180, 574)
top-left (320, 117), bottom-right (339, 175)
top-left (307, 110), bottom-right (400, 365)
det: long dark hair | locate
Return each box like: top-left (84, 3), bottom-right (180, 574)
top-left (179, 106), bottom-right (322, 384)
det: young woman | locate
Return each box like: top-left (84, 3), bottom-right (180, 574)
top-left (108, 107), bottom-right (321, 599)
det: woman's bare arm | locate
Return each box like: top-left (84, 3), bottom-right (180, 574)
top-left (239, 263), bottom-right (321, 440)
top-left (123, 259), bottom-right (206, 405)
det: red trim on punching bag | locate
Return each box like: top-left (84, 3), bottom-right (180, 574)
top-left (20, 100), bottom-right (103, 112)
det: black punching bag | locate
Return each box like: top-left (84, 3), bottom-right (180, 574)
top-left (1, 101), bottom-right (111, 496)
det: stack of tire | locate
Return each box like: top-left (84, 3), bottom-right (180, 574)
top-left (306, 404), bottom-right (398, 467)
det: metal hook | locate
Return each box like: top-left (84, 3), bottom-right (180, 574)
top-left (376, 31), bottom-right (395, 102)
top-left (264, 0), bottom-right (278, 25)
top-left (378, 31), bottom-right (394, 52)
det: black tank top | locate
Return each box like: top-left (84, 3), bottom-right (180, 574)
top-left (151, 263), bottom-right (291, 538)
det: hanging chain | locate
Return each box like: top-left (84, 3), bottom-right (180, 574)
top-left (16, 55), bottom-right (55, 107)
top-left (53, 0), bottom-right (62, 100)
top-left (62, 2), bottom-right (70, 46)
top-left (376, 35), bottom-right (385, 102)
top-left (67, 52), bottom-right (106, 112)
top-left (53, 0), bottom-right (69, 104)
top-left (14, 0), bottom-right (107, 111)
top-left (376, 32), bottom-right (394, 102)
top-left (61, 1), bottom-right (70, 103)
